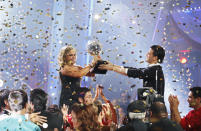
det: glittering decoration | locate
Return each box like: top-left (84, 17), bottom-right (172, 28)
top-left (87, 40), bottom-right (102, 56)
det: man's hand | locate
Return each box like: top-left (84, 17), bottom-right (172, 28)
top-left (29, 112), bottom-right (47, 126)
top-left (98, 61), bottom-right (114, 70)
top-left (168, 94), bottom-right (181, 123)
top-left (168, 94), bottom-right (179, 108)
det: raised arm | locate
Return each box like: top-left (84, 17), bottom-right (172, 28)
top-left (61, 65), bottom-right (93, 78)
top-left (98, 62), bottom-right (128, 76)
top-left (99, 85), bottom-right (118, 124)
top-left (61, 57), bottom-right (98, 78)
top-left (168, 95), bottom-right (181, 123)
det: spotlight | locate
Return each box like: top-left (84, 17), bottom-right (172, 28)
top-left (94, 14), bottom-right (100, 20)
top-left (180, 57), bottom-right (187, 64)
top-left (160, 1), bottom-right (164, 4)
top-left (132, 20), bottom-right (136, 24)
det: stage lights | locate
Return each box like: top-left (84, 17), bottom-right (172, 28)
top-left (177, 6), bottom-right (201, 13)
top-left (180, 57), bottom-right (187, 64)
top-left (179, 50), bottom-right (191, 64)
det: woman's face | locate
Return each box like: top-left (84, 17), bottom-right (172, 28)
top-left (84, 91), bottom-right (93, 105)
top-left (66, 49), bottom-right (77, 65)
top-left (71, 110), bottom-right (80, 129)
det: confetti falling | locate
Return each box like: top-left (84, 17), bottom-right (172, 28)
top-left (0, 0), bottom-right (199, 117)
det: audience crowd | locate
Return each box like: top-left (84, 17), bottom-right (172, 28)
top-left (0, 86), bottom-right (201, 131)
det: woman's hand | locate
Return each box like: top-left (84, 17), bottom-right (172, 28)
top-left (61, 104), bottom-right (69, 115)
top-left (61, 104), bottom-right (69, 122)
top-left (91, 55), bottom-right (101, 67)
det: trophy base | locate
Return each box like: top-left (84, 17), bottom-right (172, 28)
top-left (92, 60), bottom-right (108, 74)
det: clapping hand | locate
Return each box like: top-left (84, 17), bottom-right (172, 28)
top-left (168, 94), bottom-right (179, 108)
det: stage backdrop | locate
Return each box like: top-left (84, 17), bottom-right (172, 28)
top-left (0, 0), bottom-right (201, 116)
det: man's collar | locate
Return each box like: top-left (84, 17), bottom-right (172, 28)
top-left (148, 63), bottom-right (160, 67)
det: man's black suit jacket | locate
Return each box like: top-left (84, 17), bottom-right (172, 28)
top-left (126, 65), bottom-right (165, 96)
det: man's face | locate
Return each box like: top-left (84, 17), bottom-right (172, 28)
top-left (84, 91), bottom-right (93, 105)
top-left (187, 91), bottom-right (198, 108)
top-left (146, 48), bottom-right (157, 64)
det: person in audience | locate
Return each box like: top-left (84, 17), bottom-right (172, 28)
top-left (98, 85), bottom-right (117, 127)
top-left (78, 86), bottom-right (117, 126)
top-left (30, 88), bottom-right (63, 131)
top-left (70, 103), bottom-right (102, 131)
top-left (78, 87), bottom-right (94, 105)
top-left (0, 89), bottom-right (47, 125)
top-left (148, 118), bottom-right (184, 131)
top-left (115, 91), bottom-right (131, 126)
top-left (117, 100), bottom-right (148, 131)
top-left (0, 89), bottom-right (10, 116)
top-left (0, 89), bottom-right (41, 131)
top-left (58, 45), bottom-right (98, 108)
top-left (61, 87), bottom-right (94, 130)
top-left (169, 86), bottom-right (201, 131)
top-left (149, 101), bottom-right (168, 124)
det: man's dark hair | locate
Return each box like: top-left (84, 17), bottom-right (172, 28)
top-left (30, 88), bottom-right (48, 112)
top-left (151, 45), bottom-right (165, 63)
top-left (8, 89), bottom-right (28, 112)
top-left (190, 86), bottom-right (201, 98)
top-left (150, 102), bottom-right (167, 117)
top-left (0, 89), bottom-right (10, 112)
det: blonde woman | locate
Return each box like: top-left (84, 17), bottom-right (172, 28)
top-left (58, 45), bottom-right (98, 108)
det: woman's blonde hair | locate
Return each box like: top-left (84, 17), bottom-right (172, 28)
top-left (58, 45), bottom-right (75, 67)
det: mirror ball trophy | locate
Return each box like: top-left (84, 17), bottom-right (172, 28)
top-left (87, 40), bottom-right (108, 74)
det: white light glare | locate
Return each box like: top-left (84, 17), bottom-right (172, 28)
top-left (132, 20), bottom-right (136, 24)
top-left (0, 79), bottom-right (3, 87)
top-left (160, 1), bottom-right (164, 4)
top-left (94, 14), bottom-right (101, 20)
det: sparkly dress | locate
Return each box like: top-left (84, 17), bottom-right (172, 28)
top-left (59, 72), bottom-right (81, 107)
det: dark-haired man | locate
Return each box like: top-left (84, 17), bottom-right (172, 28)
top-left (99, 45), bottom-right (165, 96)
top-left (30, 88), bottom-right (63, 131)
top-left (149, 101), bottom-right (168, 123)
top-left (169, 86), bottom-right (201, 131)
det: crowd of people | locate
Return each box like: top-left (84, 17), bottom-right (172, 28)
top-left (0, 45), bottom-right (201, 131)
top-left (0, 86), bottom-right (200, 131)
